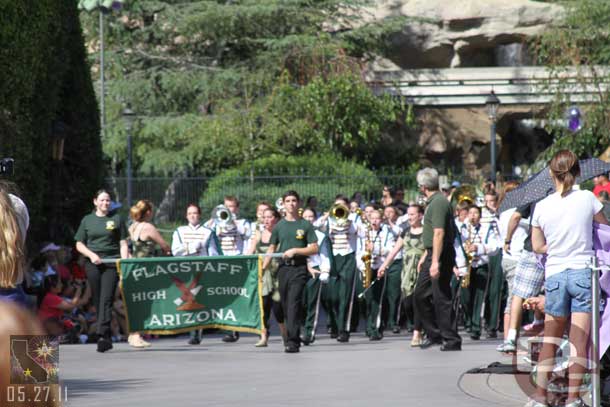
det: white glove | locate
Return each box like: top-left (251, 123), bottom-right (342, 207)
top-left (187, 241), bottom-right (203, 255)
top-left (457, 266), bottom-right (468, 277)
top-left (319, 272), bottom-right (330, 283)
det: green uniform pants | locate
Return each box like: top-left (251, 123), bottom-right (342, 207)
top-left (485, 252), bottom-right (504, 332)
top-left (302, 273), bottom-right (321, 339)
top-left (469, 264), bottom-right (489, 336)
top-left (365, 269), bottom-right (385, 337)
top-left (384, 260), bottom-right (403, 330)
top-left (335, 253), bottom-right (358, 334)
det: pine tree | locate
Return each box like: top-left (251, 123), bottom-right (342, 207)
top-left (80, 0), bottom-right (408, 176)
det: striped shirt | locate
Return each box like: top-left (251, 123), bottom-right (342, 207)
top-left (171, 224), bottom-right (220, 257)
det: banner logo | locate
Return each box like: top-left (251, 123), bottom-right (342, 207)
top-left (171, 271), bottom-right (205, 311)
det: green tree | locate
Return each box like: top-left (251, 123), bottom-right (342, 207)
top-left (80, 0), bottom-right (408, 177)
top-left (533, 0), bottom-right (610, 161)
top-left (0, 1), bottom-right (102, 244)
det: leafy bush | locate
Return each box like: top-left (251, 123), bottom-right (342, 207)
top-left (201, 154), bottom-right (383, 218)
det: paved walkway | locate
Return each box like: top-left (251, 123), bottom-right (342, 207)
top-left (60, 332), bottom-right (532, 407)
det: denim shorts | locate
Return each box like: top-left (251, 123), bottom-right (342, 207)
top-left (544, 268), bottom-right (592, 317)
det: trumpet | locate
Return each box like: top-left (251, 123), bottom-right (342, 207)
top-left (212, 204), bottom-right (234, 227)
top-left (329, 203), bottom-right (349, 226)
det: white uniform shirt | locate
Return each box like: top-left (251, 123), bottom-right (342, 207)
top-left (210, 218), bottom-right (251, 256)
top-left (171, 224), bottom-right (220, 257)
top-left (308, 230), bottom-right (332, 272)
top-left (455, 221), bottom-right (501, 269)
top-left (357, 224), bottom-right (397, 270)
top-left (315, 213), bottom-right (363, 256)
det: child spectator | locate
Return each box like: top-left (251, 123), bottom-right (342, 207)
top-left (37, 274), bottom-right (88, 341)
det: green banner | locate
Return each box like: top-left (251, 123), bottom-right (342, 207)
top-left (118, 255), bottom-right (264, 335)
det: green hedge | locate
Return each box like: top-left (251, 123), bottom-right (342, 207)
top-left (0, 2), bottom-right (102, 245)
top-left (201, 154), bottom-right (383, 218)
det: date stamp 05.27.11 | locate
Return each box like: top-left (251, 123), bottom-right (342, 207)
top-left (4, 335), bottom-right (68, 406)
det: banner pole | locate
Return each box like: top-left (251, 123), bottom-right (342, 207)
top-left (591, 256), bottom-right (601, 407)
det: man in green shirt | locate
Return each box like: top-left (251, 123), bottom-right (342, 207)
top-left (263, 190), bottom-right (318, 353)
top-left (414, 168), bottom-right (462, 351)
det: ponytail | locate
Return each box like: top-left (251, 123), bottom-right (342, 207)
top-left (130, 199), bottom-right (153, 222)
top-left (549, 150), bottom-right (580, 197)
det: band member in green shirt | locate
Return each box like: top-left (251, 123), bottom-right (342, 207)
top-left (262, 190), bottom-right (318, 353)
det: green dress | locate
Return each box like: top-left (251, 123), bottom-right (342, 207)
top-left (401, 230), bottom-right (424, 297)
top-left (255, 232), bottom-right (280, 301)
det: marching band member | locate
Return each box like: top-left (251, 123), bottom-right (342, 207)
top-left (359, 210), bottom-right (396, 341)
top-left (206, 195), bottom-right (252, 257)
top-left (301, 208), bottom-right (334, 345)
top-left (314, 195), bottom-right (362, 343)
top-left (378, 205), bottom-right (403, 334)
top-left (171, 203), bottom-right (221, 345)
top-left (383, 205), bottom-right (404, 236)
top-left (459, 204), bottom-right (501, 340)
top-left (479, 190), bottom-right (503, 338)
top-left (207, 195), bottom-right (251, 343)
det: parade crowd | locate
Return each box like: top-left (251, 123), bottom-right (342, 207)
top-left (1, 149), bottom-right (609, 407)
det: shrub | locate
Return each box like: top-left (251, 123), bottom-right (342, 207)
top-left (201, 154), bottom-right (383, 218)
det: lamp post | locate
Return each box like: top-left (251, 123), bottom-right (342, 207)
top-left (122, 105), bottom-right (136, 208)
top-left (78, 1), bottom-right (124, 139)
top-left (485, 90), bottom-right (500, 183)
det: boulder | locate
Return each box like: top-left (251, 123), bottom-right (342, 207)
top-left (361, 0), bottom-right (564, 68)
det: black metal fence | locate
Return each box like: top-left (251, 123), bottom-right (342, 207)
top-left (107, 172), bottom-right (421, 223)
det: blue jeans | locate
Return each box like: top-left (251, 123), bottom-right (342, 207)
top-left (544, 268), bottom-right (592, 317)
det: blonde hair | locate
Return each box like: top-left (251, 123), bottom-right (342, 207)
top-left (130, 199), bottom-right (153, 222)
top-left (0, 189), bottom-right (24, 288)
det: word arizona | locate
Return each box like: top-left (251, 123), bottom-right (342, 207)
top-left (148, 309), bottom-right (237, 327)
top-left (130, 262), bottom-right (243, 281)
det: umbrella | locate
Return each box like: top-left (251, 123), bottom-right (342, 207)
top-left (499, 158), bottom-right (610, 213)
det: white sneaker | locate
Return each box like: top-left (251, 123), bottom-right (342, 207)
top-left (564, 398), bottom-right (588, 407)
top-left (496, 339), bottom-right (516, 353)
top-left (523, 398), bottom-right (547, 407)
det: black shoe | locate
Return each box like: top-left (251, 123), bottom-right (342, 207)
top-left (419, 338), bottom-right (442, 349)
top-left (222, 332), bottom-right (239, 343)
top-left (470, 334), bottom-right (480, 341)
top-left (440, 343), bottom-right (462, 351)
top-left (486, 330), bottom-right (498, 339)
top-left (330, 331), bottom-right (338, 339)
top-left (337, 332), bottom-right (349, 343)
top-left (97, 338), bottom-right (113, 353)
top-left (369, 333), bottom-right (383, 341)
top-left (188, 337), bottom-right (201, 345)
top-left (392, 327), bottom-right (400, 334)
top-left (302, 335), bottom-right (314, 346)
top-left (284, 345), bottom-right (300, 353)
